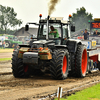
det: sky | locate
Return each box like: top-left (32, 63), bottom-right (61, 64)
top-left (0, 0), bottom-right (100, 29)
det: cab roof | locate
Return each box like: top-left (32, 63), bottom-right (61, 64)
top-left (39, 19), bottom-right (68, 25)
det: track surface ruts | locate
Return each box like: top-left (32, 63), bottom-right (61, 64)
top-left (0, 52), bottom-right (12, 58)
top-left (0, 61), bottom-right (100, 100)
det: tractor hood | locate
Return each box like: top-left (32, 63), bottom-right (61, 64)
top-left (33, 40), bottom-right (54, 45)
top-left (32, 40), bottom-right (55, 48)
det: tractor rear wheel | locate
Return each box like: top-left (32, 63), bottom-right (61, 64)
top-left (50, 49), bottom-right (70, 80)
top-left (75, 45), bottom-right (88, 77)
top-left (12, 50), bottom-right (30, 78)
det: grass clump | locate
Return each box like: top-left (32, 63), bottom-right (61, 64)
top-left (0, 58), bottom-right (11, 61)
top-left (55, 83), bottom-right (100, 100)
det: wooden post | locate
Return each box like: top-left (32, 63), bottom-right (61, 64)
top-left (58, 87), bottom-right (61, 100)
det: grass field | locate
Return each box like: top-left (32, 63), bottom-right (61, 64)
top-left (55, 83), bottom-right (100, 100)
top-left (0, 48), bottom-right (13, 53)
top-left (0, 58), bottom-right (11, 61)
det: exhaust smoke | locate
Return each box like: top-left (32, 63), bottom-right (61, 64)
top-left (48, 0), bottom-right (60, 15)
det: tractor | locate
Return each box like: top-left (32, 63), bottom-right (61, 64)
top-left (4, 35), bottom-right (22, 48)
top-left (12, 14), bottom-right (100, 80)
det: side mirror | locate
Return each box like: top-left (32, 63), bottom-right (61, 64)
top-left (71, 26), bottom-right (75, 32)
top-left (25, 25), bottom-right (29, 31)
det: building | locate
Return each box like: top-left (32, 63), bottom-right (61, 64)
top-left (14, 27), bottom-right (38, 37)
top-left (14, 27), bottom-right (38, 44)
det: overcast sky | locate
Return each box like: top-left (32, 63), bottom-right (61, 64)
top-left (0, 0), bottom-right (100, 28)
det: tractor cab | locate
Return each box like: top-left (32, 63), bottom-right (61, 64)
top-left (38, 19), bottom-right (69, 45)
top-left (25, 15), bottom-right (75, 45)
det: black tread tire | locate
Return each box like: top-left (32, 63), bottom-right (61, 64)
top-left (75, 45), bottom-right (88, 77)
top-left (68, 54), bottom-right (75, 77)
top-left (50, 49), bottom-right (70, 80)
top-left (97, 61), bottom-right (100, 71)
top-left (12, 50), bottom-right (29, 78)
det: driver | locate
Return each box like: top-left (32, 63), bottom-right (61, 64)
top-left (49, 26), bottom-right (59, 38)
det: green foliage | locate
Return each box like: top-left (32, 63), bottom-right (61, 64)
top-left (0, 28), bottom-right (16, 35)
top-left (0, 34), bottom-right (3, 36)
top-left (55, 83), bottom-right (100, 100)
top-left (72, 7), bottom-right (93, 31)
top-left (0, 4), bottom-right (22, 34)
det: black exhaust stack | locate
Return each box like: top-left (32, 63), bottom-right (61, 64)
top-left (46, 15), bottom-right (50, 40)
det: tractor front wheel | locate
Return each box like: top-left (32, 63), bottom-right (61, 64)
top-left (12, 50), bottom-right (30, 78)
top-left (50, 49), bottom-right (70, 80)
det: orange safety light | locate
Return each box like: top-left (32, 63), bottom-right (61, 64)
top-left (69, 14), bottom-right (72, 18)
top-left (39, 14), bottom-right (42, 17)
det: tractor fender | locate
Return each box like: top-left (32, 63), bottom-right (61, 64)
top-left (65, 39), bottom-right (82, 53)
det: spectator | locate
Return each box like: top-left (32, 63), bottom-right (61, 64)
top-left (3, 41), bottom-right (5, 49)
top-left (93, 30), bottom-right (100, 36)
top-left (0, 40), bottom-right (2, 48)
top-left (83, 29), bottom-right (89, 40)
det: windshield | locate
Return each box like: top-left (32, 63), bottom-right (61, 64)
top-left (63, 25), bottom-right (68, 38)
top-left (38, 23), bottom-right (68, 39)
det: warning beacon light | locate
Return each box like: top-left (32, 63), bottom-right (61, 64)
top-left (69, 14), bottom-right (72, 21)
top-left (69, 14), bottom-right (72, 18)
top-left (39, 14), bottom-right (42, 17)
top-left (39, 14), bottom-right (42, 20)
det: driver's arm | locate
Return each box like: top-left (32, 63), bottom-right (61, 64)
top-left (50, 31), bottom-right (57, 33)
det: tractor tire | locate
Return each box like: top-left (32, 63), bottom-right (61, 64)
top-left (68, 54), bottom-right (75, 77)
top-left (75, 45), bottom-right (88, 77)
top-left (12, 50), bottom-right (30, 78)
top-left (50, 49), bottom-right (70, 80)
top-left (97, 61), bottom-right (100, 71)
top-left (5, 41), bottom-right (11, 48)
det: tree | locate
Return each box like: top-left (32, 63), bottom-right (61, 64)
top-left (72, 7), bottom-right (93, 31)
top-left (0, 5), bottom-right (22, 34)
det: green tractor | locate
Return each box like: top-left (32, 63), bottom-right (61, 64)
top-left (5, 35), bottom-right (22, 48)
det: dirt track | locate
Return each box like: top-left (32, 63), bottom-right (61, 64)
top-left (0, 52), bottom-right (12, 58)
top-left (0, 60), bottom-right (100, 100)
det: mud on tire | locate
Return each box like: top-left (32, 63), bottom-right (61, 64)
top-left (75, 45), bottom-right (88, 77)
top-left (12, 50), bottom-right (30, 78)
top-left (50, 49), bottom-right (70, 80)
